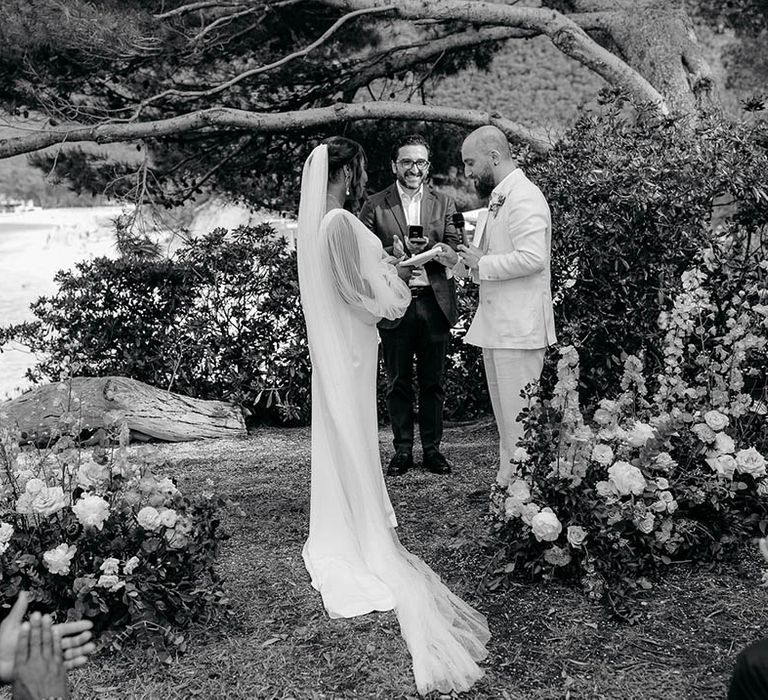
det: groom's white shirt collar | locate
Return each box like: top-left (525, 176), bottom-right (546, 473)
top-left (396, 181), bottom-right (423, 203)
top-left (490, 167), bottom-right (522, 199)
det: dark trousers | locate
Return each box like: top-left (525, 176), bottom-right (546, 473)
top-left (379, 290), bottom-right (450, 455)
top-left (729, 638), bottom-right (768, 700)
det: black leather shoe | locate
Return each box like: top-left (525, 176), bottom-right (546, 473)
top-left (423, 449), bottom-right (452, 475)
top-left (387, 451), bottom-right (413, 476)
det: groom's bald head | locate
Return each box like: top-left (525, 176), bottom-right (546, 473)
top-left (463, 126), bottom-right (512, 161)
top-left (461, 126), bottom-right (516, 198)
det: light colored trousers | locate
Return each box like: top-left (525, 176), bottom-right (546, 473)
top-left (482, 347), bottom-right (546, 486)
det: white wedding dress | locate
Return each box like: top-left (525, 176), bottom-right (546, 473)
top-left (297, 145), bottom-right (490, 696)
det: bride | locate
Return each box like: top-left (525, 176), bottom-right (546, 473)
top-left (297, 136), bottom-right (490, 696)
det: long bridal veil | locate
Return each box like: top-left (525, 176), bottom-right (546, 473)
top-left (297, 144), bottom-right (490, 696)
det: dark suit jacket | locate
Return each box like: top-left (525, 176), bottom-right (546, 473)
top-left (359, 183), bottom-right (460, 329)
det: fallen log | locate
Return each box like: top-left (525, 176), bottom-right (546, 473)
top-left (0, 376), bottom-right (246, 443)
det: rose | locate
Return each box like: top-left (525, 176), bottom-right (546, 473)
top-left (100, 557), bottom-right (120, 575)
top-left (77, 458), bottom-right (111, 490)
top-left (635, 513), bottom-right (656, 534)
top-left (704, 410), bottom-right (729, 432)
top-left (137, 506), bottom-right (163, 531)
top-left (566, 525), bottom-right (587, 548)
top-left (735, 448), bottom-right (767, 478)
top-left (124, 556), bottom-right (140, 575)
top-left (531, 508), bottom-right (563, 542)
top-left (507, 478), bottom-right (531, 503)
top-left (544, 545), bottom-right (571, 567)
top-left (43, 543), bottom-right (77, 575)
top-left (714, 454), bottom-right (737, 479)
top-left (653, 452), bottom-right (677, 471)
top-left (0, 522), bottom-right (13, 544)
top-left (72, 494), bottom-right (110, 530)
top-left (593, 409), bottom-right (613, 426)
top-left (714, 432), bottom-right (736, 455)
top-left (692, 423), bottom-right (717, 444)
top-left (16, 484), bottom-right (67, 516)
top-left (520, 502), bottom-right (541, 526)
top-left (596, 480), bottom-right (614, 498)
top-left (626, 422), bottom-right (655, 448)
top-left (591, 444), bottom-right (614, 466)
top-left (608, 461), bottom-right (647, 496)
top-left (159, 508), bottom-right (178, 528)
top-left (655, 478), bottom-right (670, 490)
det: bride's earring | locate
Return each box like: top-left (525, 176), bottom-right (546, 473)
top-left (345, 178), bottom-right (351, 196)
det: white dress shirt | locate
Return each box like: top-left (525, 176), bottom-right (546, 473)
top-left (397, 182), bottom-right (429, 288)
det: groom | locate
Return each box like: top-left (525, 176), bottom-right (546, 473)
top-left (434, 125), bottom-right (557, 486)
top-left (360, 134), bottom-right (460, 476)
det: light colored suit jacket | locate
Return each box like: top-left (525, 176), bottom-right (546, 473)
top-left (462, 168), bottom-right (557, 350)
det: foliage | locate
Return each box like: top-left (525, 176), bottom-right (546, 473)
top-left (526, 95), bottom-right (768, 404)
top-left (0, 224), bottom-right (310, 425)
top-left (488, 233), bottom-right (768, 615)
top-left (0, 408), bottom-right (230, 643)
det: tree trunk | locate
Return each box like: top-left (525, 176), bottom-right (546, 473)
top-left (0, 376), bottom-right (247, 444)
top-left (564, 0), bottom-right (720, 114)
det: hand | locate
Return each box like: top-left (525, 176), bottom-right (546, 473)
top-left (457, 243), bottom-right (484, 271)
top-left (392, 235), bottom-right (406, 260)
top-left (396, 264), bottom-right (413, 281)
top-left (432, 243), bottom-right (458, 268)
top-left (407, 236), bottom-right (429, 254)
top-left (0, 592), bottom-right (95, 682)
top-left (12, 612), bottom-right (69, 700)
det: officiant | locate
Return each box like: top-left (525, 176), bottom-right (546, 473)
top-left (360, 134), bottom-right (461, 477)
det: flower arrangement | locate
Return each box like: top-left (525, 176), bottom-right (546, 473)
top-left (490, 235), bottom-right (768, 613)
top-left (0, 407), bottom-right (230, 645)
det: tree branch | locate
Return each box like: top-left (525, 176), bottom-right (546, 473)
top-left (0, 103), bottom-right (554, 158)
top-left (130, 4), bottom-right (396, 119)
top-left (153, 1), bottom-right (248, 20)
top-left (319, 0), bottom-right (669, 115)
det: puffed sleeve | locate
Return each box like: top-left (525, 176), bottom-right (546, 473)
top-left (325, 210), bottom-right (411, 323)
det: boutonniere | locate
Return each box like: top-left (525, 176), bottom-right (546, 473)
top-left (488, 193), bottom-right (506, 217)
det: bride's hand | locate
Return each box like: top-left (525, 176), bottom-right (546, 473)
top-left (392, 235), bottom-right (406, 260)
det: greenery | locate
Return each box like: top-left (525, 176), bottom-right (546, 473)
top-left (37, 424), bottom-right (765, 699)
top-left (488, 226), bottom-right (768, 611)
top-left (0, 407), bottom-right (230, 646)
top-left (0, 224), bottom-right (310, 426)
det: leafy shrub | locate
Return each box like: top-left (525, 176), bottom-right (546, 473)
top-left (0, 404), bottom-right (230, 641)
top-left (488, 232), bottom-right (768, 616)
top-left (1, 224), bottom-right (311, 425)
top-left (527, 96), bottom-right (768, 403)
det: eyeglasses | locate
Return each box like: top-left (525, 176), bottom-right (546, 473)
top-left (396, 159), bottom-right (430, 170)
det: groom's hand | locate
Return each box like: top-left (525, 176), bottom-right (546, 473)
top-left (433, 243), bottom-right (458, 268)
top-left (458, 243), bottom-right (483, 271)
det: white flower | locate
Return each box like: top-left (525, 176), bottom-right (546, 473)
top-left (123, 556), bottom-right (140, 575)
top-left (655, 477), bottom-right (670, 490)
top-left (653, 452), bottom-right (677, 471)
top-left (77, 459), bottom-right (110, 490)
top-left (714, 454), bottom-right (738, 479)
top-left (736, 448), bottom-right (767, 478)
top-left (544, 545), bottom-right (572, 567)
top-left (0, 522), bottom-right (13, 544)
top-left (591, 444), bottom-right (614, 466)
top-left (16, 484), bottom-right (67, 517)
top-left (596, 480), bottom-right (614, 498)
top-left (100, 557), bottom-right (120, 576)
top-left (43, 543), bottom-right (77, 575)
top-left (159, 508), bottom-right (178, 528)
top-left (520, 502), bottom-right (541, 526)
top-left (704, 410), bottom-right (729, 432)
top-left (608, 461), bottom-right (647, 496)
top-left (636, 513), bottom-right (656, 534)
top-left (567, 525), bottom-right (587, 548)
top-left (155, 477), bottom-right (180, 497)
top-left (137, 506), bottom-right (163, 531)
top-left (692, 423), bottom-right (717, 444)
top-left (72, 494), bottom-right (110, 530)
top-left (593, 408), bottom-right (613, 426)
top-left (96, 574), bottom-right (124, 592)
top-left (626, 422), bottom-right (655, 448)
top-left (505, 497), bottom-right (525, 518)
top-left (507, 478), bottom-right (531, 503)
top-left (511, 447), bottom-right (530, 464)
top-left (714, 432), bottom-right (736, 455)
top-left (758, 481), bottom-right (768, 497)
top-left (531, 508), bottom-right (563, 542)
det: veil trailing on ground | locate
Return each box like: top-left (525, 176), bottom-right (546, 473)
top-left (297, 144), bottom-right (490, 696)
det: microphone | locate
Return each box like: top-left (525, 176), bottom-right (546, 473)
top-left (452, 212), bottom-right (470, 246)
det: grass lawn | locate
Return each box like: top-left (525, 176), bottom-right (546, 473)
top-left (24, 421), bottom-right (766, 699)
